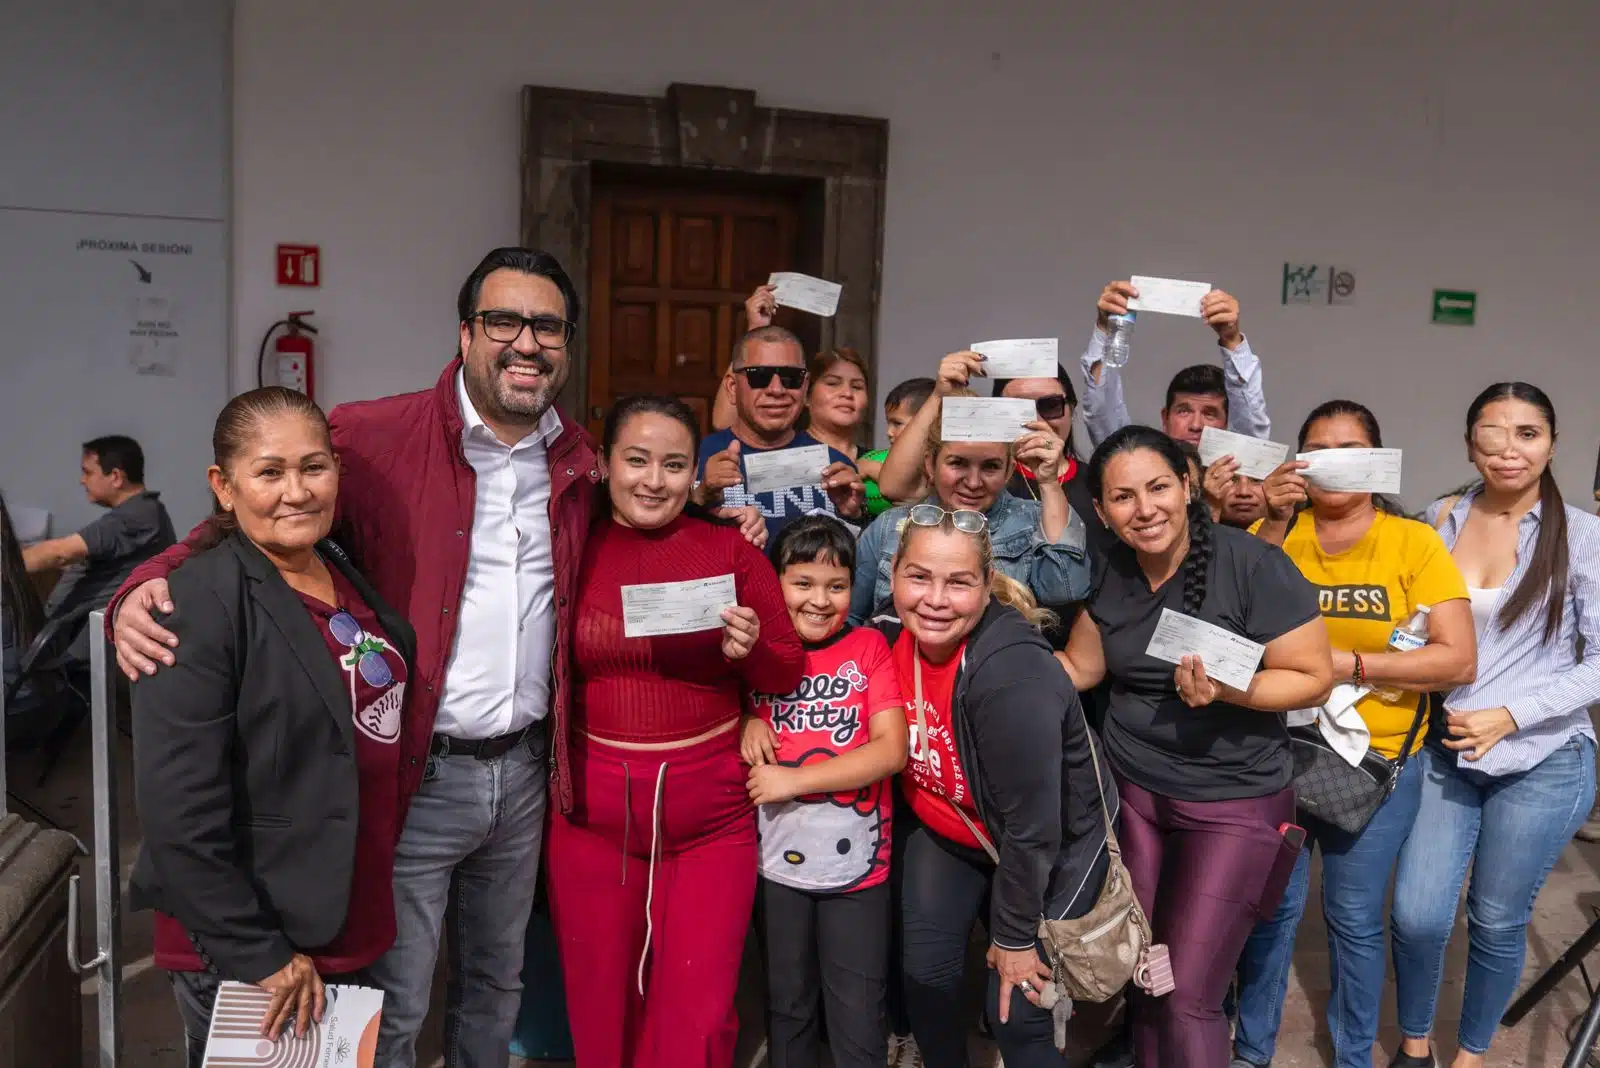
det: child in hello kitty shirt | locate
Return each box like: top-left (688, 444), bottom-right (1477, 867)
top-left (742, 515), bottom-right (908, 1068)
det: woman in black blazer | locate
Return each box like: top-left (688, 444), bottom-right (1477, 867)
top-left (129, 387), bottom-right (415, 1066)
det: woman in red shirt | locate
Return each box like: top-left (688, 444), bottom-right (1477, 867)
top-left (884, 507), bottom-right (1115, 1068)
top-left (546, 394), bottom-right (804, 1068)
top-left (130, 388), bottom-right (412, 1066)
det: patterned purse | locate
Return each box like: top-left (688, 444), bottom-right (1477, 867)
top-left (1289, 696), bottom-right (1426, 835)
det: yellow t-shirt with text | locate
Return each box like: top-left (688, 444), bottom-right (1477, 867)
top-left (1271, 512), bottom-right (1468, 758)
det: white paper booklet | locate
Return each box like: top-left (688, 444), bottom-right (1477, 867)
top-left (201, 982), bottom-right (384, 1067)
top-left (1144, 608), bottom-right (1266, 692)
top-left (969, 338), bottom-right (1059, 379)
top-left (1296, 448), bottom-right (1403, 495)
top-left (1127, 275), bottom-right (1211, 318)
top-left (622, 574), bottom-right (738, 637)
top-left (939, 397), bottom-right (1036, 443)
top-left (743, 444), bottom-right (830, 496)
top-left (767, 272), bottom-right (842, 317)
top-left (1198, 427), bottom-right (1290, 481)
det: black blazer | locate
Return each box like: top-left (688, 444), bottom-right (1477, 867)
top-left (129, 531), bottom-right (415, 982)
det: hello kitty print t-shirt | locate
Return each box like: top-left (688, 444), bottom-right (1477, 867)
top-left (750, 626), bottom-right (902, 892)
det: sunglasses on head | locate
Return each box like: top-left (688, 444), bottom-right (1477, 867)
top-left (735, 365), bottom-right (807, 391)
top-left (1034, 394), bottom-right (1069, 421)
top-left (907, 503), bottom-right (988, 534)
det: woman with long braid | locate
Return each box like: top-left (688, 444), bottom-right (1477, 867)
top-left (1056, 426), bottom-right (1333, 1068)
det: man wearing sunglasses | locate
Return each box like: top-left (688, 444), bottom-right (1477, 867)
top-left (695, 325), bottom-right (865, 541)
top-left (1077, 279), bottom-right (1272, 449)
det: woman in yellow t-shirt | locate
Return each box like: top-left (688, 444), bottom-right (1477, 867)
top-left (1228, 400), bottom-right (1477, 1068)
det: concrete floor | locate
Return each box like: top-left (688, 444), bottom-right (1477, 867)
top-left (10, 725), bottom-right (1600, 1067)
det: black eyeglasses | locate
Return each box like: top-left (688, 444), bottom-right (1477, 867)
top-left (734, 365), bottom-right (807, 391)
top-left (1034, 394), bottom-right (1070, 421)
top-left (471, 311), bottom-right (576, 347)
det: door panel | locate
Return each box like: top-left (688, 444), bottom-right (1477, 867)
top-left (588, 183), bottom-right (801, 437)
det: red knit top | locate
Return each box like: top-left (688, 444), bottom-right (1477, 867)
top-left (574, 513), bottom-right (804, 743)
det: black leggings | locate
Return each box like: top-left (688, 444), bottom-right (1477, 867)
top-left (759, 878), bottom-right (890, 1068)
top-left (899, 826), bottom-right (1106, 1068)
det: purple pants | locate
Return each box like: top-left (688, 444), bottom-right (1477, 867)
top-left (1117, 778), bottom-right (1294, 1068)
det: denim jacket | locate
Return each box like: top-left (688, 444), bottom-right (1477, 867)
top-left (849, 491), bottom-right (1092, 625)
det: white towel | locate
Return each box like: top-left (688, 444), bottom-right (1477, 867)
top-left (1287, 683), bottom-right (1372, 767)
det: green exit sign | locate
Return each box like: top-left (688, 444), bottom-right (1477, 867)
top-left (1432, 289), bottom-right (1477, 326)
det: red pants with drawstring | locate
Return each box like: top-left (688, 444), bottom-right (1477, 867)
top-left (546, 729), bottom-right (756, 1068)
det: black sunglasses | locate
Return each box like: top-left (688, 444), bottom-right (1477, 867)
top-left (1034, 394), bottom-right (1070, 420)
top-left (735, 365), bottom-right (807, 391)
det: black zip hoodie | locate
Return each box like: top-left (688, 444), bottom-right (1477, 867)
top-left (880, 600), bottom-right (1117, 949)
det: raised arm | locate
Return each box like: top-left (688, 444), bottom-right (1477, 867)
top-left (876, 351), bottom-right (982, 501)
top-left (1079, 280), bottom-right (1138, 447)
top-left (1201, 290), bottom-right (1271, 440)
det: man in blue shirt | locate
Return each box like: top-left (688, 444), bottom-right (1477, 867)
top-left (694, 325), bottom-right (863, 541)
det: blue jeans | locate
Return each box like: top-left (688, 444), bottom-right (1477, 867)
top-left (366, 734), bottom-right (549, 1068)
top-left (1234, 757), bottom-right (1423, 1067)
top-left (1391, 735), bottom-right (1596, 1055)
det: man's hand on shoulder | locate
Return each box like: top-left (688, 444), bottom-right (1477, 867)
top-left (113, 578), bottom-right (178, 680)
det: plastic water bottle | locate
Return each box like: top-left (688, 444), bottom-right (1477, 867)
top-left (1372, 604), bottom-right (1431, 703)
top-left (1103, 312), bottom-right (1136, 369)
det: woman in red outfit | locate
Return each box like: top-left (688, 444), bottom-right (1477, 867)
top-left (548, 393), bottom-right (804, 1068)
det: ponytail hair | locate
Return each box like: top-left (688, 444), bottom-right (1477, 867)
top-left (1467, 382), bottom-right (1568, 643)
top-left (1182, 496), bottom-right (1213, 615)
top-left (990, 570), bottom-right (1059, 632)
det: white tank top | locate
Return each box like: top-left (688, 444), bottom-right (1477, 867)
top-left (1468, 586), bottom-right (1503, 638)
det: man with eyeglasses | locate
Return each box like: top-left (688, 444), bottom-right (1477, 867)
top-left (108, 247), bottom-right (600, 1068)
top-left (694, 325), bottom-right (865, 541)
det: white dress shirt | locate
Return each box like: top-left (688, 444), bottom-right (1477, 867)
top-left (435, 371), bottom-right (562, 739)
top-left (1078, 328), bottom-right (1271, 448)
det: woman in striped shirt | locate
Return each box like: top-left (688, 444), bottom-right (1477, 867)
top-left (1390, 382), bottom-right (1600, 1068)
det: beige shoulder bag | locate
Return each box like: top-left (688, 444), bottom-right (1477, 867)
top-left (913, 652), bottom-right (1158, 1005)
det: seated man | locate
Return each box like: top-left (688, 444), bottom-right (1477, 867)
top-left (22, 435), bottom-right (176, 658)
top-left (1079, 278), bottom-right (1270, 446)
top-left (694, 325), bottom-right (864, 541)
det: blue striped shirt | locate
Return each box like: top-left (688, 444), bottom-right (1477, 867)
top-left (1428, 487), bottom-right (1600, 775)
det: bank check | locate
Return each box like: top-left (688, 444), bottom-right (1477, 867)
top-left (1198, 427), bottom-right (1290, 481)
top-left (744, 444), bottom-right (830, 496)
top-left (1128, 275), bottom-right (1211, 318)
top-left (622, 574), bottom-right (737, 638)
top-left (1145, 608), bottom-right (1266, 692)
top-left (768, 272), bottom-right (842, 317)
top-left (1296, 448), bottom-right (1403, 494)
top-left (969, 338), bottom-right (1059, 379)
top-left (940, 397), bottom-right (1036, 443)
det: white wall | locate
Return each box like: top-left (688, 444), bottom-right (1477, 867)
top-left (1, 0), bottom-right (231, 534)
top-left (233, 0), bottom-right (1600, 508)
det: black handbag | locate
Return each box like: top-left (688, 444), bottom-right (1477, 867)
top-left (1289, 694), bottom-right (1427, 835)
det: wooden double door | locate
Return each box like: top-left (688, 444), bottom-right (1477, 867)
top-left (586, 183), bottom-right (805, 436)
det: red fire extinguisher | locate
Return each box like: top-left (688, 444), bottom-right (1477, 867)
top-left (256, 311), bottom-right (318, 398)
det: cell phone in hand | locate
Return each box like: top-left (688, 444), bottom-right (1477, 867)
top-left (1135, 943), bottom-right (1175, 997)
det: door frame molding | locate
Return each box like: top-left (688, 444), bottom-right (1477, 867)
top-left (520, 83), bottom-right (889, 432)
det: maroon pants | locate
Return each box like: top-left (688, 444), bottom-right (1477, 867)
top-left (1116, 777), bottom-right (1294, 1068)
top-left (546, 730), bottom-right (756, 1068)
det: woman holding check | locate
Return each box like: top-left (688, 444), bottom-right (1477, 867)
top-left (546, 394), bottom-right (804, 1068)
top-left (1232, 400), bottom-right (1475, 1068)
top-left (1055, 425), bottom-right (1333, 1068)
top-left (852, 350), bottom-right (1093, 626)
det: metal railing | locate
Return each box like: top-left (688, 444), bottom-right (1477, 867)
top-left (65, 610), bottom-right (122, 1067)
